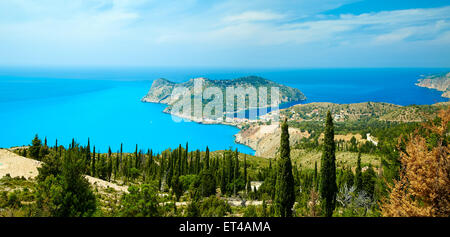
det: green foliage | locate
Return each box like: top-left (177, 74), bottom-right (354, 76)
top-left (37, 153), bottom-right (62, 182)
top-left (35, 151), bottom-right (96, 217)
top-left (199, 169), bottom-right (216, 197)
top-left (192, 196), bottom-right (231, 217)
top-left (120, 183), bottom-right (161, 217)
top-left (362, 165), bottom-right (377, 199)
top-left (172, 176), bottom-right (183, 201)
top-left (243, 205), bottom-right (258, 217)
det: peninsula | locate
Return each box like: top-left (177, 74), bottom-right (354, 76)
top-left (141, 76), bottom-right (306, 124)
top-left (416, 72), bottom-right (450, 98)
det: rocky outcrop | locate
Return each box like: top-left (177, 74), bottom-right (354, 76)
top-left (141, 78), bottom-right (176, 103)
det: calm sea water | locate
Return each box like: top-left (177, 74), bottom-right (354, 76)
top-left (0, 67), bottom-right (448, 154)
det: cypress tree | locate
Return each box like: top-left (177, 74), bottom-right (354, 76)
top-left (314, 161), bottom-right (318, 190)
top-left (234, 149), bottom-right (239, 180)
top-left (355, 151), bottom-right (363, 192)
top-left (184, 143), bottom-right (188, 175)
top-left (120, 143), bottom-right (123, 163)
top-left (221, 165), bottom-right (227, 195)
top-left (107, 151), bottom-right (112, 182)
top-left (274, 118), bottom-right (295, 217)
top-left (134, 144), bottom-right (138, 168)
top-left (205, 146), bottom-right (210, 170)
top-left (244, 155), bottom-right (247, 191)
top-left (114, 150), bottom-right (119, 181)
top-left (86, 138), bottom-right (91, 175)
top-left (91, 146), bottom-right (96, 177)
top-left (195, 150), bottom-right (200, 174)
top-left (246, 175), bottom-right (251, 194)
top-left (227, 150), bottom-right (233, 183)
top-left (319, 111), bottom-right (337, 217)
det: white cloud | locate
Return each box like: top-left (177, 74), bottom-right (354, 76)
top-left (223, 11), bottom-right (285, 23)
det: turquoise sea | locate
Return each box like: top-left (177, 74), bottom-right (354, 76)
top-left (0, 67), bottom-right (449, 154)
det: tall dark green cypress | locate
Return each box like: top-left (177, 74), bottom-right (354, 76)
top-left (314, 161), bottom-right (318, 190)
top-left (319, 111), bottom-right (337, 217)
top-left (107, 148), bottom-right (112, 182)
top-left (184, 143), bottom-right (188, 175)
top-left (355, 151), bottom-right (363, 192)
top-left (205, 146), bottom-right (210, 170)
top-left (86, 138), bottom-right (91, 174)
top-left (274, 119), bottom-right (295, 217)
top-left (91, 146), bottom-right (96, 177)
top-left (120, 143), bottom-right (123, 163)
top-left (244, 155), bottom-right (247, 191)
top-left (195, 150), bottom-right (200, 174)
top-left (233, 149), bottom-right (240, 195)
top-left (134, 144), bottom-right (138, 168)
top-left (234, 149), bottom-right (239, 180)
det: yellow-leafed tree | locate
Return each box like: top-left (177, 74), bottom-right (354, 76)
top-left (382, 107), bottom-right (450, 217)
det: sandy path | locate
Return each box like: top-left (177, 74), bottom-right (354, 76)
top-left (85, 176), bottom-right (128, 193)
top-left (0, 148), bottom-right (128, 193)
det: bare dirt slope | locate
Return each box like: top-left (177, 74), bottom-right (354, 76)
top-left (0, 148), bottom-right (41, 179)
top-left (235, 124), bottom-right (310, 158)
top-left (0, 148), bottom-right (127, 193)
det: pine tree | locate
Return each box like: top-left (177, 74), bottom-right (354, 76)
top-left (274, 119), bottom-right (295, 217)
top-left (29, 134), bottom-right (42, 160)
top-left (319, 111), bottom-right (337, 217)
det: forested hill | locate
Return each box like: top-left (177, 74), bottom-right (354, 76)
top-left (141, 76), bottom-right (306, 110)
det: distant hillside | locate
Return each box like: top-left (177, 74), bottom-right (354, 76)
top-left (275, 101), bottom-right (449, 123)
top-left (142, 76), bottom-right (306, 121)
top-left (239, 101), bottom-right (449, 158)
top-left (416, 72), bottom-right (450, 98)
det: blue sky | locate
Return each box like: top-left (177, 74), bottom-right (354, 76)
top-left (1, 0), bottom-right (450, 68)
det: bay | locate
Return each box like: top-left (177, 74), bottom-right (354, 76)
top-left (0, 67), bottom-right (448, 154)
